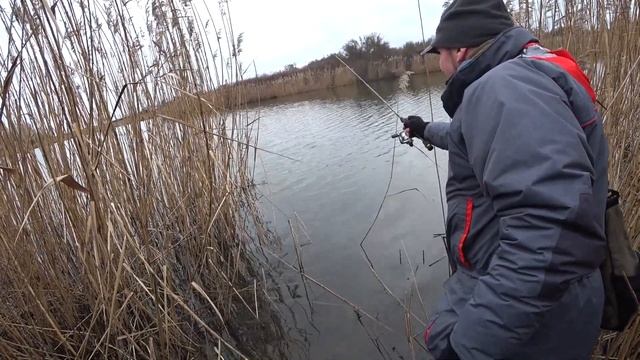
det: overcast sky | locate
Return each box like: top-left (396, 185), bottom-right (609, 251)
top-left (228, 0), bottom-right (444, 75)
top-left (0, 0), bottom-right (444, 77)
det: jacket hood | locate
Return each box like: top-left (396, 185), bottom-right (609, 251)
top-left (441, 27), bottom-right (538, 117)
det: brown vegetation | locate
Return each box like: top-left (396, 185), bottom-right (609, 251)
top-left (0, 0), bottom-right (288, 358)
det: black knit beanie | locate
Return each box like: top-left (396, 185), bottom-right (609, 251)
top-left (421, 0), bottom-right (514, 54)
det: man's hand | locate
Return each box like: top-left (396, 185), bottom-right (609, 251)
top-left (403, 115), bottom-right (429, 139)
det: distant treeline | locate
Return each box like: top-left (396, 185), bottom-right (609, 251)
top-left (212, 34), bottom-right (437, 104)
top-left (251, 33), bottom-right (432, 83)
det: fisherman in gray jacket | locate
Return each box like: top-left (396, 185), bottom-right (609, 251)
top-left (403, 0), bottom-right (609, 359)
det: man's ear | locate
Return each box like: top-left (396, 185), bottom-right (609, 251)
top-left (456, 48), bottom-right (470, 64)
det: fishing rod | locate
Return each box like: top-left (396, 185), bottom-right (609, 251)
top-left (333, 55), bottom-right (434, 151)
top-left (333, 53), bottom-right (444, 273)
top-left (334, 1), bottom-right (452, 274)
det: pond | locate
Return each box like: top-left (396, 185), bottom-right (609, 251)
top-left (252, 72), bottom-right (452, 359)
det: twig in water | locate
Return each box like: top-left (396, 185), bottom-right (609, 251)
top-left (354, 310), bottom-right (393, 360)
top-left (428, 255), bottom-right (447, 267)
top-left (289, 219), bottom-right (314, 315)
top-left (262, 247), bottom-right (394, 332)
top-left (294, 212), bottom-right (313, 246)
top-left (360, 252), bottom-right (426, 327)
top-left (404, 288), bottom-right (417, 360)
top-left (401, 240), bottom-right (427, 319)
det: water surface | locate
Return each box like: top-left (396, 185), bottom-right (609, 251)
top-left (253, 73), bottom-right (452, 359)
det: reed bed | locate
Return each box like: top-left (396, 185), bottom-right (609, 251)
top-left (512, 0), bottom-right (640, 357)
top-left (0, 0), bottom-right (288, 358)
top-left (211, 55), bottom-right (440, 105)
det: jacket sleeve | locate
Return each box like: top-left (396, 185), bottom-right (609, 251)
top-left (448, 71), bottom-right (600, 359)
top-left (424, 121), bottom-right (450, 150)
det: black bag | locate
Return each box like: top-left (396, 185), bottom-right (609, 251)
top-left (600, 189), bottom-right (640, 331)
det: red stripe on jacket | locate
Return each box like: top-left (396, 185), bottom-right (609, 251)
top-left (458, 198), bottom-right (473, 268)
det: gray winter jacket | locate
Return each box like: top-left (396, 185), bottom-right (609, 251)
top-left (422, 27), bottom-right (608, 359)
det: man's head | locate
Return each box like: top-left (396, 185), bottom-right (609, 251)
top-left (422, 0), bottom-right (514, 76)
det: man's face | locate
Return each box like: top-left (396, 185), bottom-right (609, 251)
top-left (438, 48), bottom-right (460, 77)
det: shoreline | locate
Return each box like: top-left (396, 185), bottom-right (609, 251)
top-left (210, 55), bottom-right (440, 106)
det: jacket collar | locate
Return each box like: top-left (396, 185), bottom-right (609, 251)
top-left (441, 27), bottom-right (538, 117)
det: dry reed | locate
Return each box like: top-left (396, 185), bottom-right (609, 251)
top-left (0, 0), bottom-right (289, 358)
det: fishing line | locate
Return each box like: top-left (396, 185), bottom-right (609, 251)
top-left (336, 4), bottom-right (451, 268)
top-left (417, 0), bottom-right (451, 273)
top-left (417, 0), bottom-right (446, 231)
top-left (334, 55), bottom-right (443, 273)
top-left (329, 57), bottom-right (436, 336)
top-left (354, 93), bottom-right (400, 269)
top-left (333, 56), bottom-right (404, 267)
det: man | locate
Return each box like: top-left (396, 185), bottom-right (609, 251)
top-left (403, 0), bottom-right (609, 359)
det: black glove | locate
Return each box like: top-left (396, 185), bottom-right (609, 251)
top-left (402, 115), bottom-right (429, 139)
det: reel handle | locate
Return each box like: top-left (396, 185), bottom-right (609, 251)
top-left (398, 117), bottom-right (433, 150)
top-left (391, 132), bottom-right (414, 147)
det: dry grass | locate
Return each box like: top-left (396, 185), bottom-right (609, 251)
top-left (0, 0), bottom-right (288, 358)
top-left (513, 0), bottom-right (640, 357)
